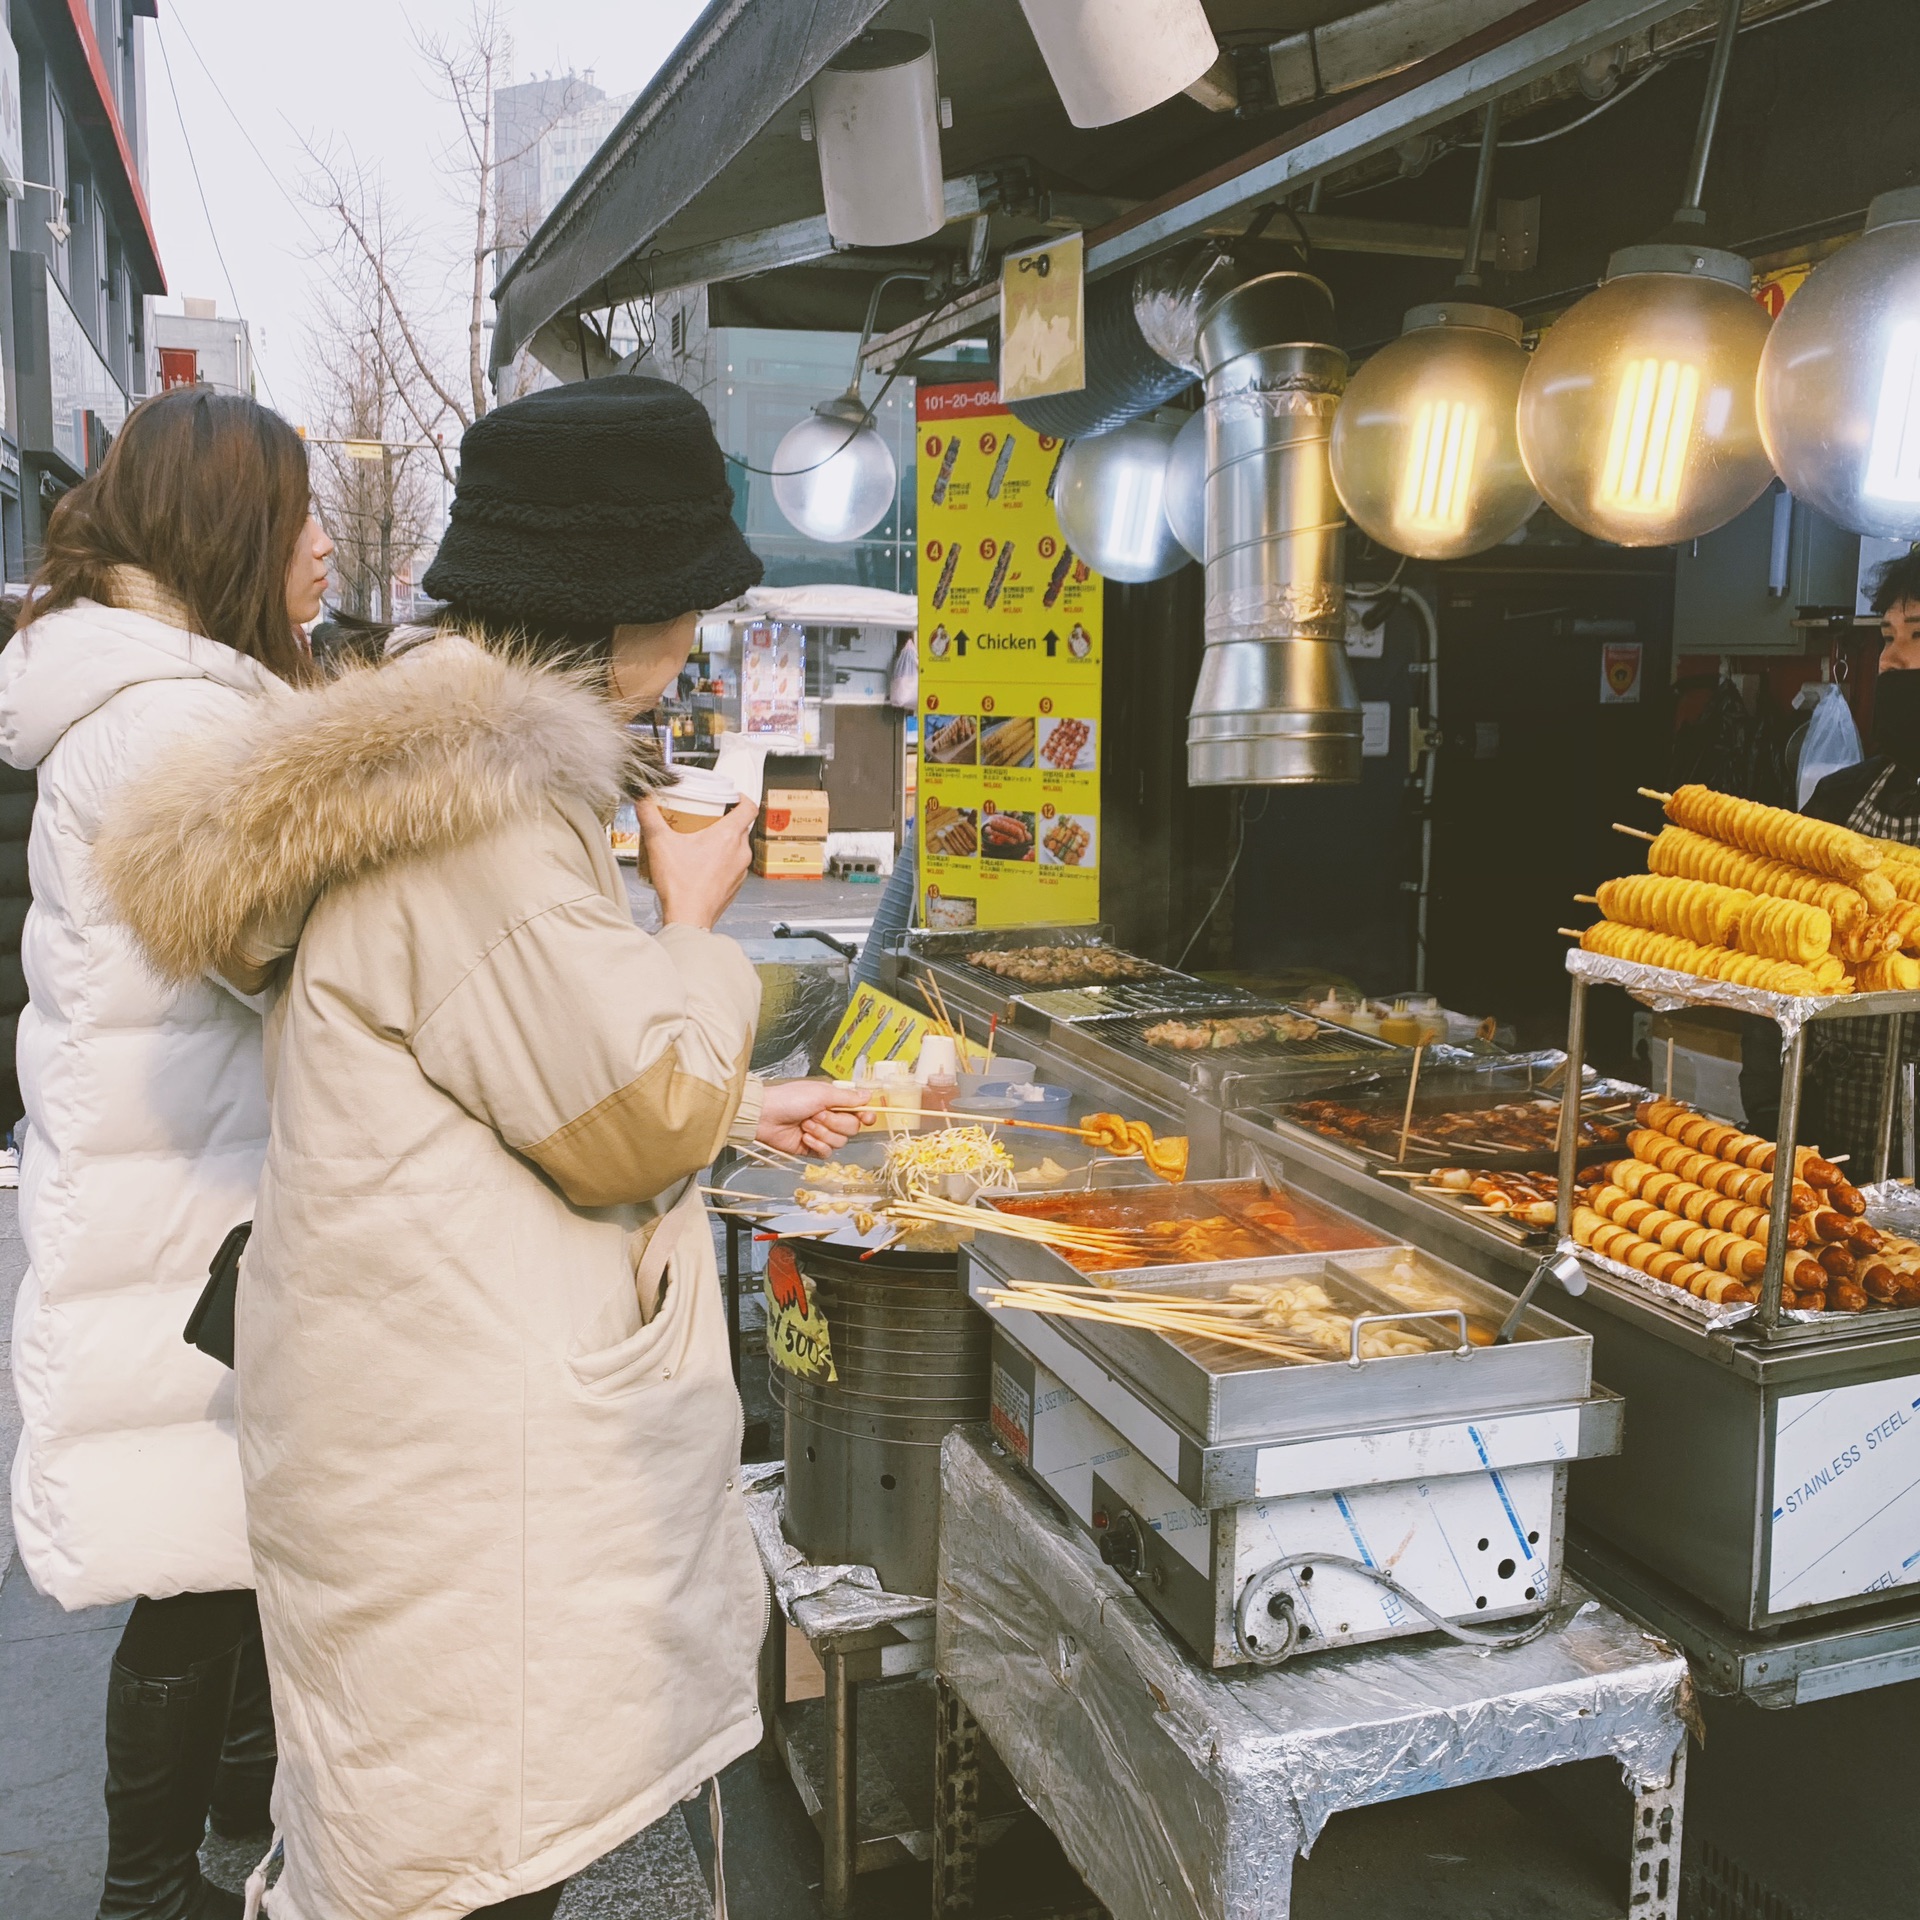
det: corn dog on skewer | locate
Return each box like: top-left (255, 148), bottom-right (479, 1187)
top-left (1569, 1205), bottom-right (1755, 1304)
top-left (1625, 1129), bottom-right (1820, 1212)
top-left (1656, 785), bottom-right (1883, 884)
top-left (1633, 1098), bottom-right (1849, 1186)
top-left (1582, 1183), bottom-right (1784, 1285)
top-left (1602, 1159), bottom-right (1809, 1244)
top-left (1644, 826), bottom-right (1869, 932)
top-left (1576, 921), bottom-right (1824, 996)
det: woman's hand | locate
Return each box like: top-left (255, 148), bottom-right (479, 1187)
top-left (756, 1080), bottom-right (868, 1158)
top-left (644, 797), bottom-right (756, 931)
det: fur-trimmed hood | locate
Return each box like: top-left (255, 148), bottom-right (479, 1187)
top-left (99, 634), bottom-right (649, 985)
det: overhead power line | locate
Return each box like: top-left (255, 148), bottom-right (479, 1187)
top-left (153, 22), bottom-right (280, 409)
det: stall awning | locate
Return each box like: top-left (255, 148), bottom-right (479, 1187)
top-left (707, 585), bottom-right (916, 630)
top-left (488, 0), bottom-right (1734, 378)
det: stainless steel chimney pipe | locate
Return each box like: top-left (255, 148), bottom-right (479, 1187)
top-left (1188, 270), bottom-right (1359, 785)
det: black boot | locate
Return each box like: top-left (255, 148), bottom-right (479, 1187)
top-left (208, 1630), bottom-right (276, 1842)
top-left (97, 1645), bottom-right (246, 1920)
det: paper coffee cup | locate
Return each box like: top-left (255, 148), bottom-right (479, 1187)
top-left (636, 768), bottom-right (741, 872)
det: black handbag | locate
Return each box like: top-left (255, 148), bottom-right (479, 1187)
top-left (184, 1221), bottom-right (252, 1368)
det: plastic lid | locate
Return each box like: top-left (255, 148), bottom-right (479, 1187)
top-left (662, 766), bottom-right (741, 809)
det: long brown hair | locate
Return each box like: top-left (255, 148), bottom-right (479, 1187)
top-left (19, 388), bottom-right (315, 682)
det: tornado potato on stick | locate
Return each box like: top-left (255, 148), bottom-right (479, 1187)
top-left (1651, 785), bottom-right (1884, 885)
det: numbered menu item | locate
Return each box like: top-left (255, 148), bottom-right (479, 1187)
top-left (917, 379), bottom-right (1102, 929)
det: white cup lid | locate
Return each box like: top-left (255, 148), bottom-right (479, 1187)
top-left (661, 767), bottom-right (741, 809)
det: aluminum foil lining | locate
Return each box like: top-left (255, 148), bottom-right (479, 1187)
top-left (1564, 946), bottom-right (1847, 1040)
top-left (744, 1472), bottom-right (934, 1632)
top-left (1861, 1179), bottom-right (1920, 1236)
top-left (1201, 585), bottom-right (1348, 646)
top-left (1557, 1237), bottom-right (1755, 1333)
top-left (937, 1428), bottom-right (1689, 1920)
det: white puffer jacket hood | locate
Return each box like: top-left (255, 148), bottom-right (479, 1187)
top-left (4, 592), bottom-right (287, 1610)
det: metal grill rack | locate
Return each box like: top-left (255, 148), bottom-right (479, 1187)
top-left (1011, 979), bottom-right (1270, 1022)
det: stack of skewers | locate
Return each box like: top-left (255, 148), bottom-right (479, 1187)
top-left (1568, 783), bottom-right (1920, 997)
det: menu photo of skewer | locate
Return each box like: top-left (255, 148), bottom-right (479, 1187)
top-left (1039, 809), bottom-right (1096, 869)
top-left (980, 715), bottom-right (1036, 769)
top-left (921, 798), bottom-right (979, 859)
top-left (979, 805), bottom-right (1037, 863)
top-left (924, 712), bottom-right (979, 766)
top-left (1037, 715), bottom-right (1095, 773)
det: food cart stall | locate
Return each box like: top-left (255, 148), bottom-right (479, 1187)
top-left (875, 920), bottom-right (1920, 1711)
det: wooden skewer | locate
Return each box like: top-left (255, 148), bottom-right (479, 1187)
top-left (1639, 787), bottom-right (1675, 804)
top-left (1614, 823), bottom-right (1658, 842)
top-left (1397, 1045), bottom-right (1426, 1164)
top-left (1559, 927), bottom-right (1587, 939)
top-left (1574, 893), bottom-right (1599, 904)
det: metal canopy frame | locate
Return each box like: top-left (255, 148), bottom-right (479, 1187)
top-left (1084, 0), bottom-right (1706, 279)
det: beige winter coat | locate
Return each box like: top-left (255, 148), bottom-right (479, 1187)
top-left (98, 636), bottom-right (768, 1920)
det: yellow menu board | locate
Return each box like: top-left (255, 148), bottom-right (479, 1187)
top-left (915, 379), bottom-right (1102, 930)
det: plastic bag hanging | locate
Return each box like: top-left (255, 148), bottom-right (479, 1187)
top-left (1796, 682), bottom-right (1864, 808)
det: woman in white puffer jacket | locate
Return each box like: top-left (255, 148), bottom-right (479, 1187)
top-left (0, 389), bottom-right (332, 1920)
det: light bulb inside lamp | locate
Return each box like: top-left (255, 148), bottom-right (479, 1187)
top-left (1052, 412), bottom-right (1188, 583)
top-left (1516, 246), bottom-right (1773, 547)
top-left (1330, 304), bottom-right (1538, 560)
top-left (772, 396), bottom-right (897, 544)
top-left (1758, 188), bottom-right (1920, 539)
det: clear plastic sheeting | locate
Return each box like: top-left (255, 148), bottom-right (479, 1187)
top-left (937, 1427), bottom-right (1690, 1920)
top-left (735, 936), bottom-right (853, 1073)
top-left (744, 1472), bottom-right (934, 1636)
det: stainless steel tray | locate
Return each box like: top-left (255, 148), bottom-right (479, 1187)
top-left (967, 1187), bottom-right (1593, 1446)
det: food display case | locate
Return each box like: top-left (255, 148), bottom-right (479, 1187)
top-left (878, 934), bottom-right (1920, 1706)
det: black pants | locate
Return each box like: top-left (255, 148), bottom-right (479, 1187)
top-left (467, 1888), bottom-right (566, 1920)
top-left (116, 1587), bottom-right (259, 1677)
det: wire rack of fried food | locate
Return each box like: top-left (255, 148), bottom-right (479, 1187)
top-left (965, 945), bottom-right (1162, 985)
top-left (1574, 785), bottom-right (1920, 997)
top-left (1142, 1011), bottom-right (1320, 1051)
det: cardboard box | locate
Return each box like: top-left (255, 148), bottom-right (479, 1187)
top-left (752, 837), bottom-right (827, 879)
top-left (760, 789), bottom-right (830, 839)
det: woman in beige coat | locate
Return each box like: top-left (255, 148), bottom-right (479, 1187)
top-left (99, 378), bottom-right (860, 1920)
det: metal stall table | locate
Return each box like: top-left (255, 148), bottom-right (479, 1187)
top-left (932, 1427), bottom-right (1691, 1920)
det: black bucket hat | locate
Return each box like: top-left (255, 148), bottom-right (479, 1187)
top-left (421, 374), bottom-right (763, 632)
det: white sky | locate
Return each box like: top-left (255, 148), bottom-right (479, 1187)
top-left (143, 0), bottom-right (709, 429)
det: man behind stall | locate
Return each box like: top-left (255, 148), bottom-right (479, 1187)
top-left (1744, 551), bottom-right (1920, 1162)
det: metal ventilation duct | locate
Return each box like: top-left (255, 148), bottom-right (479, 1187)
top-left (1186, 270), bottom-right (1358, 786)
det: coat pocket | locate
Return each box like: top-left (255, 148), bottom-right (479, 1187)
top-left (566, 1234), bottom-right (701, 1397)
